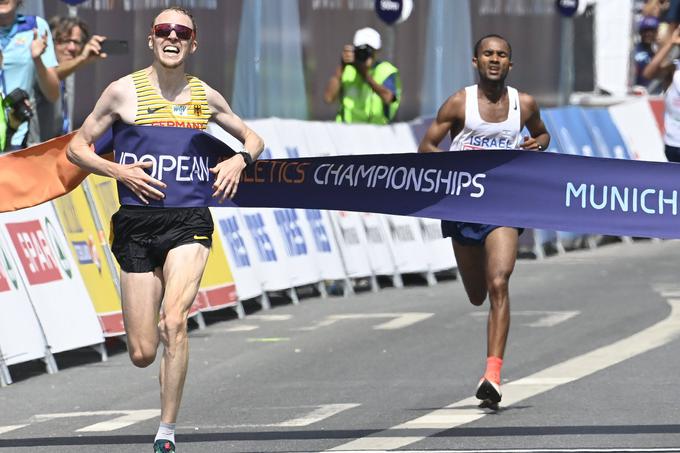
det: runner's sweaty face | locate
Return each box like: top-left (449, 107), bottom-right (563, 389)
top-left (149, 10), bottom-right (197, 69)
top-left (473, 37), bottom-right (512, 83)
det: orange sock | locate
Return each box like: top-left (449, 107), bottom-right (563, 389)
top-left (484, 356), bottom-right (503, 385)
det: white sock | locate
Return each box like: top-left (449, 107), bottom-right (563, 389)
top-left (154, 422), bottom-right (176, 445)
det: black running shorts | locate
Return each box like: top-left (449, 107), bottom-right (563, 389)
top-left (110, 206), bottom-right (214, 273)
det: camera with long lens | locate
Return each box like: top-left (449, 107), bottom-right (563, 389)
top-left (353, 45), bottom-right (374, 64)
top-left (3, 88), bottom-right (32, 123)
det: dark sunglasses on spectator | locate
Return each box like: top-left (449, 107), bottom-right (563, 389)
top-left (152, 23), bottom-right (194, 40)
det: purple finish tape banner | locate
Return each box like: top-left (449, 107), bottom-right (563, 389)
top-left (106, 125), bottom-right (680, 239)
top-left (233, 151), bottom-right (680, 240)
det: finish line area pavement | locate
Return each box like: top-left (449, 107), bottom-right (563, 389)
top-left (1, 241), bottom-right (680, 452)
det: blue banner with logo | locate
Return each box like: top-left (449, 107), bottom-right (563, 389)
top-left (111, 122), bottom-right (231, 207)
top-left (231, 150), bottom-right (680, 239)
top-left (102, 125), bottom-right (680, 239)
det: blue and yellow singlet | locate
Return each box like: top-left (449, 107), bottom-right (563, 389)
top-left (132, 69), bottom-right (212, 129)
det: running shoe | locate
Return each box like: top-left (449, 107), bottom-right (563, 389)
top-left (153, 439), bottom-right (175, 453)
top-left (475, 377), bottom-right (502, 404)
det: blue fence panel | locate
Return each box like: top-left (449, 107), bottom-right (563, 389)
top-left (580, 108), bottom-right (633, 160)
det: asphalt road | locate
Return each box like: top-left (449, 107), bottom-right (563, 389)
top-left (1, 239), bottom-right (680, 453)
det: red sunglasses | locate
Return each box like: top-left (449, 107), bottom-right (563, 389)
top-left (152, 23), bottom-right (194, 40)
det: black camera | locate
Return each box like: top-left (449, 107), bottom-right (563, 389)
top-left (354, 45), bottom-right (374, 64)
top-left (3, 88), bottom-right (32, 123)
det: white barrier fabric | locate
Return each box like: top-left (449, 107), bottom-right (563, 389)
top-left (0, 232), bottom-right (46, 366)
top-left (360, 213), bottom-right (398, 276)
top-left (418, 218), bottom-right (457, 272)
top-left (609, 98), bottom-right (666, 162)
top-left (329, 211), bottom-right (373, 279)
top-left (211, 207), bottom-right (263, 301)
top-left (275, 119), bottom-right (351, 280)
top-left (379, 215), bottom-right (430, 274)
top-left (0, 204), bottom-right (103, 354)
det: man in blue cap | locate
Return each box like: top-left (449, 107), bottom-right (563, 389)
top-left (634, 16), bottom-right (661, 91)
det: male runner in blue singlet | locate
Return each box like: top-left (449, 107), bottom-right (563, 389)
top-left (67, 7), bottom-right (264, 452)
top-left (418, 34), bottom-right (550, 409)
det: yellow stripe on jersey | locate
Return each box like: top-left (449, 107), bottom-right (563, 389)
top-left (133, 69), bottom-right (212, 129)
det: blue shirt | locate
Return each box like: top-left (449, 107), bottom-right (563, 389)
top-left (634, 42), bottom-right (654, 87)
top-left (1, 14), bottom-right (57, 147)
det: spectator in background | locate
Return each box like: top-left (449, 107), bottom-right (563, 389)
top-left (33, 16), bottom-right (106, 143)
top-left (0, 51), bottom-right (31, 152)
top-left (642, 25), bottom-right (680, 162)
top-left (0, 0), bottom-right (59, 149)
top-left (634, 16), bottom-right (661, 92)
top-left (323, 27), bottom-right (401, 124)
top-left (641, 0), bottom-right (671, 19)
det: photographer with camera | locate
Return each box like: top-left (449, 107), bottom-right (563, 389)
top-left (324, 27), bottom-right (401, 124)
top-left (0, 0), bottom-right (59, 150)
top-left (0, 87), bottom-right (32, 151)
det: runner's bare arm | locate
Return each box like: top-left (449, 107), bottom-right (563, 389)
top-left (67, 78), bottom-right (167, 204)
top-left (417, 90), bottom-right (465, 153)
top-left (519, 93), bottom-right (550, 151)
top-left (205, 84), bottom-right (265, 201)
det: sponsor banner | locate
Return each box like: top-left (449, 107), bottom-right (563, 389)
top-left (609, 98), bottom-right (666, 162)
top-left (360, 213), bottom-right (398, 276)
top-left (239, 207), bottom-right (296, 291)
top-left (212, 208), bottom-right (263, 301)
top-left (0, 233), bottom-right (47, 366)
top-left (329, 211), bottom-right (373, 279)
top-left (52, 184), bottom-right (124, 336)
top-left (418, 218), bottom-right (457, 272)
top-left (381, 214), bottom-right (429, 274)
top-left (0, 204), bottom-right (103, 353)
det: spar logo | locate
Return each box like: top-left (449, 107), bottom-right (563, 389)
top-left (0, 245), bottom-right (18, 292)
top-left (5, 218), bottom-right (73, 285)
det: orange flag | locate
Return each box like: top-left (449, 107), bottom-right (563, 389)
top-left (0, 133), bottom-right (110, 213)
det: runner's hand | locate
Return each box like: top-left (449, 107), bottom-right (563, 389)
top-left (116, 161), bottom-right (166, 204)
top-left (520, 136), bottom-right (543, 151)
top-left (210, 154), bottom-right (247, 202)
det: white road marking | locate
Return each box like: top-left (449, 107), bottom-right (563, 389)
top-left (298, 313), bottom-right (433, 331)
top-left (180, 404), bottom-right (359, 429)
top-left (272, 403), bottom-right (360, 427)
top-left (33, 409), bottom-right (159, 432)
top-left (470, 310), bottom-right (580, 327)
top-left (212, 324), bottom-right (260, 332)
top-left (323, 449), bottom-right (680, 453)
top-left (328, 299), bottom-right (680, 451)
top-left (248, 314), bottom-right (293, 321)
top-left (0, 424), bottom-right (27, 435)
